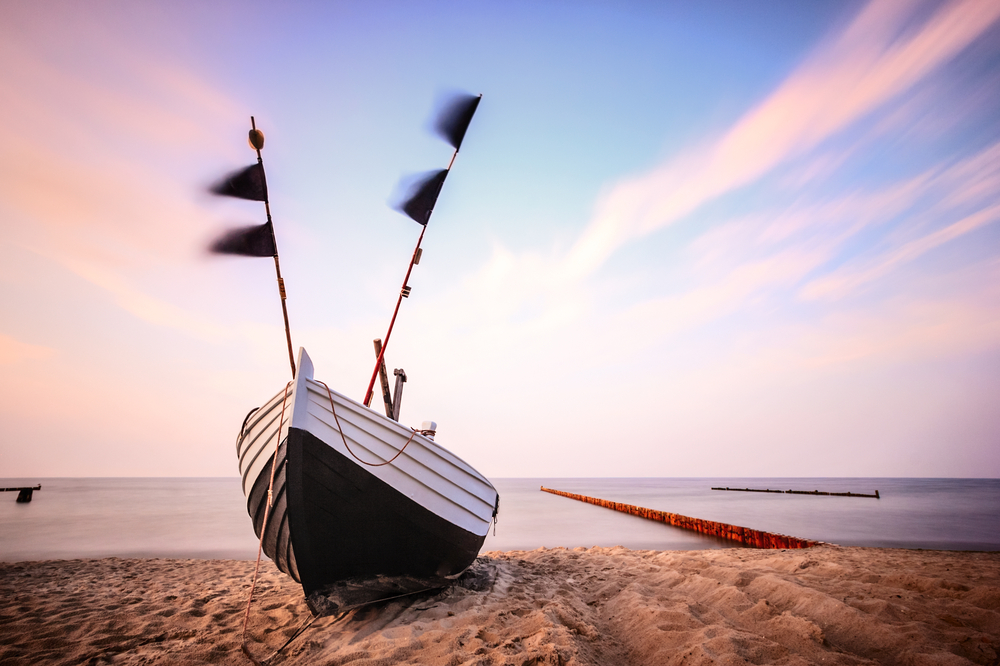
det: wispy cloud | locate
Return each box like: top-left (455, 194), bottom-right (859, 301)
top-left (0, 17), bottom-right (252, 343)
top-left (801, 140), bottom-right (1000, 300)
top-left (420, 0), bottom-right (1000, 400)
top-left (802, 202), bottom-right (1000, 300)
top-left (0, 334), bottom-right (56, 365)
top-left (563, 0), bottom-right (1000, 279)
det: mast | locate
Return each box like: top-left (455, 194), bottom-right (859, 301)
top-left (208, 117), bottom-right (296, 378)
top-left (363, 224), bottom-right (428, 407)
top-left (249, 117), bottom-right (296, 378)
top-left (362, 93), bottom-right (481, 407)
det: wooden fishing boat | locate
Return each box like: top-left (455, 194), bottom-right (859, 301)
top-left (213, 95), bottom-right (492, 616)
top-left (236, 347), bottom-right (499, 614)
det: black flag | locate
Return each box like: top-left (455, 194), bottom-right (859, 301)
top-left (210, 163), bottom-right (267, 201)
top-left (434, 93), bottom-right (481, 151)
top-left (395, 169), bottom-right (448, 225)
top-left (209, 222), bottom-right (277, 257)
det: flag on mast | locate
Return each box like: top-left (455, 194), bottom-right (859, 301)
top-left (363, 92), bottom-right (482, 406)
top-left (434, 93), bottom-right (482, 151)
top-left (391, 93), bottom-right (482, 226)
top-left (395, 169), bottom-right (448, 225)
top-left (205, 118), bottom-right (296, 377)
top-left (211, 163), bottom-right (268, 201)
top-left (210, 222), bottom-right (277, 257)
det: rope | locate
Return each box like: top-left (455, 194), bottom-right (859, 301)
top-left (314, 380), bottom-right (426, 467)
top-left (241, 381), bottom-right (293, 664)
top-left (239, 407), bottom-right (260, 442)
top-left (243, 584), bottom-right (445, 665)
top-left (239, 378), bottom-right (433, 663)
top-left (244, 612), bottom-right (325, 666)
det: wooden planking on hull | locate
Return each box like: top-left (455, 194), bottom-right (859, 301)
top-left (285, 427), bottom-right (483, 602)
top-left (248, 448), bottom-right (300, 583)
top-left (239, 390), bottom-right (289, 496)
top-left (299, 379), bottom-right (496, 534)
top-left (236, 347), bottom-right (498, 614)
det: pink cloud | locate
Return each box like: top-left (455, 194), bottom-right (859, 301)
top-left (0, 334), bottom-right (56, 365)
top-left (0, 18), bottom-right (256, 343)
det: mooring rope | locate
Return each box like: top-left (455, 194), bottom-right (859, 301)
top-left (242, 585), bottom-right (445, 665)
top-left (238, 406), bottom-right (260, 443)
top-left (314, 380), bottom-right (427, 467)
top-left (241, 380), bottom-right (293, 665)
top-left (238, 378), bottom-right (438, 664)
top-left (243, 611), bottom-right (326, 666)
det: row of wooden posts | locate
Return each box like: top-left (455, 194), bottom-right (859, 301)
top-left (540, 486), bottom-right (818, 549)
top-left (2, 485), bottom-right (40, 503)
top-left (712, 486), bottom-right (879, 499)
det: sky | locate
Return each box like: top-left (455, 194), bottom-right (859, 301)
top-left (1, 0), bottom-right (999, 479)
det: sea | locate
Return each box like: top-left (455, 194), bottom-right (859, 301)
top-left (1, 477), bottom-right (998, 562)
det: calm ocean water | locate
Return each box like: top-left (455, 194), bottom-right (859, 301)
top-left (1, 477), bottom-right (998, 562)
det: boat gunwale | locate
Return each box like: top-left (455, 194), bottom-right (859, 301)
top-left (301, 383), bottom-right (497, 520)
top-left (238, 389), bottom-right (287, 452)
top-left (239, 414), bottom-right (287, 494)
top-left (304, 379), bottom-right (491, 484)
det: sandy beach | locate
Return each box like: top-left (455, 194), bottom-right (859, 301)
top-left (1, 545), bottom-right (998, 665)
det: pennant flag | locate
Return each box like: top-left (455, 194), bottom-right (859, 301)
top-left (209, 222), bottom-right (277, 257)
top-left (395, 169), bottom-right (448, 225)
top-left (210, 163), bottom-right (267, 201)
top-left (434, 93), bottom-right (481, 151)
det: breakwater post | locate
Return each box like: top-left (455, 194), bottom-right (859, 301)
top-left (711, 486), bottom-right (879, 499)
top-left (3, 485), bottom-right (41, 503)
top-left (540, 486), bottom-right (817, 549)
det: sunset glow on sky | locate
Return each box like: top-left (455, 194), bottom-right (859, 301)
top-left (2, 0), bottom-right (999, 478)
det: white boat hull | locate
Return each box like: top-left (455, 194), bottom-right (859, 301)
top-left (236, 348), bottom-right (498, 612)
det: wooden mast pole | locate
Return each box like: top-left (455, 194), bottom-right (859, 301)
top-left (363, 223), bottom-right (428, 407)
top-left (251, 116), bottom-right (296, 378)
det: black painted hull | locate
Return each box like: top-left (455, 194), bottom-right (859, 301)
top-left (248, 426), bottom-right (486, 613)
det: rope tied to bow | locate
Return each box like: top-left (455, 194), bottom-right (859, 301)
top-left (241, 381), bottom-right (292, 664)
top-left (314, 379), bottom-right (428, 467)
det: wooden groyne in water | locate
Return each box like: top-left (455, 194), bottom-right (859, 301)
top-left (2, 485), bottom-right (41, 502)
top-left (712, 486), bottom-right (879, 499)
top-left (540, 486), bottom-right (817, 549)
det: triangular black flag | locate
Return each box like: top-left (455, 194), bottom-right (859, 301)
top-left (395, 169), bottom-right (449, 225)
top-left (434, 93), bottom-right (481, 151)
top-left (210, 163), bottom-right (267, 201)
top-left (209, 222), bottom-right (277, 257)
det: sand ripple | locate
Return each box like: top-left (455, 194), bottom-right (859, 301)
top-left (1, 546), bottom-right (998, 665)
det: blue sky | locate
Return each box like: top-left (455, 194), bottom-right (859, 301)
top-left (2, 0), bottom-right (998, 478)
